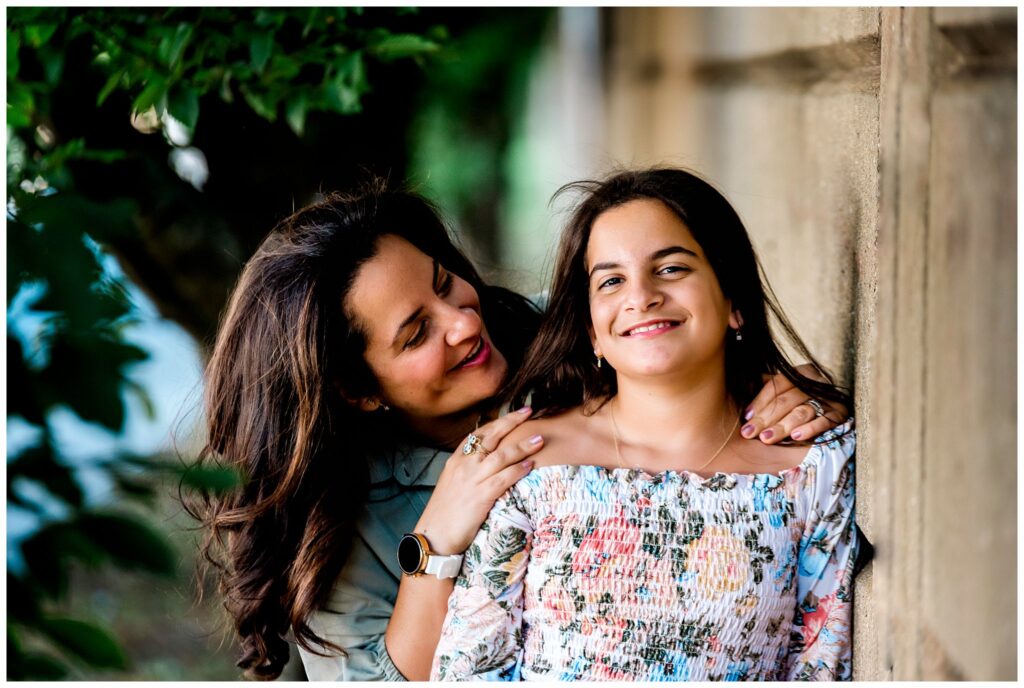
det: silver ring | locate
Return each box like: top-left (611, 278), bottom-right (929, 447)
top-left (462, 433), bottom-right (488, 456)
top-left (804, 399), bottom-right (826, 418)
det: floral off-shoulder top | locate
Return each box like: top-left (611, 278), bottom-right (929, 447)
top-left (431, 420), bottom-right (858, 681)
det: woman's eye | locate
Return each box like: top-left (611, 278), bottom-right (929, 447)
top-left (438, 271), bottom-right (454, 296)
top-left (597, 276), bottom-right (623, 290)
top-left (404, 322), bottom-right (428, 350)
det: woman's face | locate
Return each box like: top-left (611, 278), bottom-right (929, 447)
top-left (345, 234), bottom-right (508, 427)
top-left (585, 198), bottom-right (739, 381)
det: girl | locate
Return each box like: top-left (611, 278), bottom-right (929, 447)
top-left (192, 178), bottom-right (848, 680)
top-left (432, 168), bottom-right (858, 681)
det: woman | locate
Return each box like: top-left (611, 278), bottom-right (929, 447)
top-left (431, 168), bottom-right (858, 681)
top-left (192, 177), bottom-right (848, 681)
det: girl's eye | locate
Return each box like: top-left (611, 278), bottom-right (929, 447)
top-left (658, 265), bottom-right (691, 276)
top-left (597, 276), bottom-right (623, 290)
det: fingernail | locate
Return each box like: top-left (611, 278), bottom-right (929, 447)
top-left (744, 408), bottom-right (754, 421)
top-left (522, 460), bottom-right (534, 470)
top-left (741, 424), bottom-right (755, 438)
top-left (760, 429), bottom-right (774, 440)
top-left (529, 435), bottom-right (543, 444)
top-left (518, 406), bottom-right (532, 414)
top-left (791, 430), bottom-right (802, 440)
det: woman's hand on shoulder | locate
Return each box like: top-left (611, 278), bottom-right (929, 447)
top-left (742, 366), bottom-right (849, 445)
top-left (413, 408), bottom-right (544, 556)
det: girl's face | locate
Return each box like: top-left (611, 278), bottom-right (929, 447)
top-left (345, 235), bottom-right (508, 428)
top-left (585, 198), bottom-right (739, 381)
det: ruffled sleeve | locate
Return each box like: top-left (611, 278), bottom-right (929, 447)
top-left (785, 422), bottom-right (858, 681)
top-left (431, 487), bottom-right (533, 681)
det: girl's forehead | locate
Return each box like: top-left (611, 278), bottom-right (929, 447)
top-left (586, 200), bottom-right (699, 266)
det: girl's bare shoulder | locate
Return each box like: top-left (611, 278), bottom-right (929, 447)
top-left (500, 407), bottom-right (608, 468)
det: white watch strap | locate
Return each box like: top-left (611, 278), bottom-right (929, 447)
top-left (424, 553), bottom-right (463, 579)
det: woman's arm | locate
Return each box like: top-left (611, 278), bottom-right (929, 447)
top-left (384, 410), bottom-right (544, 680)
top-left (743, 365), bottom-right (850, 444)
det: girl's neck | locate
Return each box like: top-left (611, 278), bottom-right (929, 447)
top-left (607, 365), bottom-right (738, 455)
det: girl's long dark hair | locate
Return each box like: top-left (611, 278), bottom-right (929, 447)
top-left (510, 167), bottom-right (849, 419)
top-left (187, 179), bottom-right (539, 679)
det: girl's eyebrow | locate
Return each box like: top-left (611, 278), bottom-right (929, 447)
top-left (391, 259), bottom-right (439, 347)
top-left (588, 245), bottom-right (698, 277)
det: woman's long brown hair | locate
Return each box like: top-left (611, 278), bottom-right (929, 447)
top-left (509, 167), bottom-right (850, 419)
top-left (187, 179), bottom-right (540, 679)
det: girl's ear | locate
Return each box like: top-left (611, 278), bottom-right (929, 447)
top-left (729, 309), bottom-right (744, 330)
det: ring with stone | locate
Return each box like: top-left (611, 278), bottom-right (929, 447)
top-left (462, 433), bottom-right (488, 456)
top-left (804, 399), bottom-right (826, 418)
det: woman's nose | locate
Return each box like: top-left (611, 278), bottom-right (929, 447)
top-left (444, 306), bottom-right (481, 346)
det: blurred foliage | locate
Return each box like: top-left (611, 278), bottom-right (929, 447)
top-left (408, 9), bottom-right (551, 264)
top-left (6, 6), bottom-right (446, 680)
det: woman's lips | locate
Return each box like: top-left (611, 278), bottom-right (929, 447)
top-left (452, 337), bottom-right (491, 370)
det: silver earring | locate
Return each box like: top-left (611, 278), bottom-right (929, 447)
top-left (734, 329), bottom-right (743, 342)
top-left (594, 350), bottom-right (603, 369)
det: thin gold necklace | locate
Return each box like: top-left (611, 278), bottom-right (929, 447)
top-left (608, 401), bottom-right (740, 474)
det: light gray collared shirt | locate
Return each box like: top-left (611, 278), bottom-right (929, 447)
top-left (298, 443), bottom-right (447, 681)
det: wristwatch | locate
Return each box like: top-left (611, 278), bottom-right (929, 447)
top-left (397, 532), bottom-right (463, 579)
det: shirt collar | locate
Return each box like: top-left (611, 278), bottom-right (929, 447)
top-left (367, 442), bottom-right (449, 489)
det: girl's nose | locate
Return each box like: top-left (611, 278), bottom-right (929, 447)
top-left (624, 277), bottom-right (664, 312)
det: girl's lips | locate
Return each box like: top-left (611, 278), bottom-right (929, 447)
top-left (452, 337), bottom-right (491, 370)
top-left (620, 320), bottom-right (681, 338)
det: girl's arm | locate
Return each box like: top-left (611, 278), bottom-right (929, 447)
top-left (785, 425), bottom-right (858, 680)
top-left (431, 488), bottom-right (533, 681)
top-left (384, 411), bottom-right (543, 680)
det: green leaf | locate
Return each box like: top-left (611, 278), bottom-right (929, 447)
top-left (249, 32), bottom-right (274, 74)
top-left (368, 33), bottom-right (441, 62)
top-left (163, 23), bottom-right (193, 69)
top-left (131, 75), bottom-right (168, 115)
top-left (16, 652), bottom-right (69, 680)
top-left (96, 69), bottom-right (126, 106)
top-left (38, 336), bottom-right (148, 431)
top-left (285, 93), bottom-right (307, 137)
top-left (78, 513), bottom-right (177, 576)
top-left (7, 28), bottom-right (21, 79)
top-left (24, 22), bottom-right (58, 48)
top-left (7, 84), bottom-right (35, 129)
top-left (37, 617), bottom-right (127, 669)
top-left (38, 45), bottom-right (64, 85)
top-left (178, 464), bottom-right (243, 495)
top-left (8, 442), bottom-right (84, 509)
top-left (166, 83), bottom-right (199, 131)
top-left (241, 85), bottom-right (277, 122)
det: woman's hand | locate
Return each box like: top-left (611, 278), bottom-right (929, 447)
top-left (741, 365), bottom-right (849, 444)
top-left (413, 407), bottom-right (543, 555)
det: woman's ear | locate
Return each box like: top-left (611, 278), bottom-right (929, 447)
top-left (335, 379), bottom-right (388, 413)
top-left (729, 309), bottom-right (744, 331)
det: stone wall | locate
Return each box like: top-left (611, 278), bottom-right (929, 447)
top-left (601, 7), bottom-right (1016, 680)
